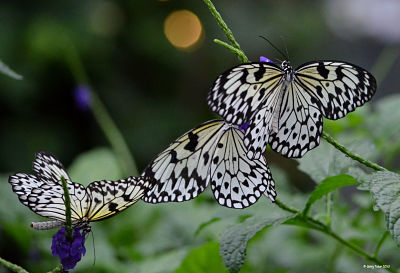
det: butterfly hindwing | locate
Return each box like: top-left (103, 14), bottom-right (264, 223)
top-left (268, 80), bottom-right (323, 158)
top-left (9, 173), bottom-right (87, 222)
top-left (210, 126), bottom-right (276, 208)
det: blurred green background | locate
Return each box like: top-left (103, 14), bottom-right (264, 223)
top-left (0, 0), bottom-right (399, 272)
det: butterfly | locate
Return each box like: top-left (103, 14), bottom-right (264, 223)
top-left (9, 151), bottom-right (153, 231)
top-left (207, 60), bottom-right (377, 159)
top-left (141, 120), bottom-right (276, 209)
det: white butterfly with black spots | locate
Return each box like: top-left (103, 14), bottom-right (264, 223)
top-left (9, 151), bottom-right (153, 230)
top-left (142, 120), bottom-right (276, 209)
top-left (208, 60), bottom-right (377, 159)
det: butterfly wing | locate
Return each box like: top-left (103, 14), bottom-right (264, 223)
top-left (32, 151), bottom-right (71, 183)
top-left (268, 79), bottom-right (323, 158)
top-left (85, 176), bottom-right (153, 221)
top-left (142, 120), bottom-right (224, 203)
top-left (207, 62), bottom-right (283, 125)
top-left (210, 125), bottom-right (276, 208)
top-left (9, 173), bottom-right (88, 222)
top-left (269, 61), bottom-right (376, 158)
top-left (295, 61), bottom-right (377, 120)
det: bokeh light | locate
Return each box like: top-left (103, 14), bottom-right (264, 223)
top-left (88, 1), bottom-right (124, 37)
top-left (164, 10), bottom-right (202, 50)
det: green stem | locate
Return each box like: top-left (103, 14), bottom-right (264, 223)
top-left (322, 132), bottom-right (387, 171)
top-left (61, 176), bottom-right (73, 242)
top-left (374, 231), bottom-right (390, 258)
top-left (64, 40), bottom-right (139, 177)
top-left (202, 0), bottom-right (247, 63)
top-left (275, 198), bottom-right (397, 273)
top-left (326, 192), bottom-right (332, 228)
top-left (47, 265), bottom-right (63, 273)
top-left (214, 39), bottom-right (249, 62)
top-left (0, 257), bottom-right (29, 273)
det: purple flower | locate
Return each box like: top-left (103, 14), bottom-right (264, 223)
top-left (51, 227), bottom-right (86, 270)
top-left (259, 56), bottom-right (273, 63)
top-left (74, 85), bottom-right (92, 110)
top-left (238, 122), bottom-right (250, 132)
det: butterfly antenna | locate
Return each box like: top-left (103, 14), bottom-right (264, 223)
top-left (280, 35), bottom-right (290, 60)
top-left (259, 36), bottom-right (287, 60)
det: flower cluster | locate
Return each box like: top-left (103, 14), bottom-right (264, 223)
top-left (51, 227), bottom-right (86, 270)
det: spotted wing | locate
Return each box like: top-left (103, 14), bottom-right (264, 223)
top-left (142, 120), bottom-right (225, 203)
top-left (210, 126), bottom-right (276, 208)
top-left (9, 173), bottom-right (88, 222)
top-left (295, 61), bottom-right (377, 120)
top-left (85, 176), bottom-right (153, 221)
top-left (268, 79), bottom-right (323, 158)
top-left (32, 151), bottom-right (71, 183)
top-left (207, 62), bottom-right (283, 125)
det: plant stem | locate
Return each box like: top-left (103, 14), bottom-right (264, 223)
top-left (61, 176), bottom-right (73, 242)
top-left (322, 132), bottom-right (387, 171)
top-left (214, 39), bottom-right (249, 62)
top-left (64, 40), bottom-right (139, 177)
top-left (326, 192), bottom-right (332, 228)
top-left (374, 231), bottom-right (390, 258)
top-left (47, 265), bottom-right (63, 273)
top-left (275, 198), bottom-right (397, 272)
top-left (202, 0), bottom-right (247, 63)
top-left (0, 257), bottom-right (29, 273)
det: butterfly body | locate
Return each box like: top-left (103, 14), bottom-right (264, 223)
top-left (208, 60), bottom-right (376, 159)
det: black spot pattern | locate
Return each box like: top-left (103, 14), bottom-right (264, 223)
top-left (8, 151), bottom-right (153, 228)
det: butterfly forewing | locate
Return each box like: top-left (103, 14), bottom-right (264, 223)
top-left (208, 63), bottom-right (283, 125)
top-left (86, 176), bottom-right (152, 221)
top-left (295, 61), bottom-right (376, 120)
top-left (142, 120), bottom-right (224, 203)
top-left (32, 151), bottom-right (71, 183)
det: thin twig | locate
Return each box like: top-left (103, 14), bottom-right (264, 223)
top-left (202, 0), bottom-right (247, 63)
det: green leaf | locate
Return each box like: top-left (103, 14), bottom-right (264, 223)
top-left (68, 147), bottom-right (123, 185)
top-left (362, 171), bottom-right (400, 245)
top-left (175, 241), bottom-right (228, 273)
top-left (0, 59), bottom-right (23, 80)
top-left (194, 217), bottom-right (221, 236)
top-left (219, 213), bottom-right (293, 273)
top-left (303, 175), bottom-right (359, 216)
top-left (297, 137), bottom-right (376, 183)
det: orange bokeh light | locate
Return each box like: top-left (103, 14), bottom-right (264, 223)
top-left (164, 10), bottom-right (202, 49)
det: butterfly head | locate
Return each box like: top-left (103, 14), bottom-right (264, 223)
top-left (281, 60), bottom-right (293, 81)
top-left (281, 60), bottom-right (292, 71)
